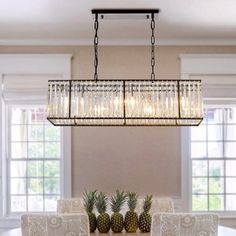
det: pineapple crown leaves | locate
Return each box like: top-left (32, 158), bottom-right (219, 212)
top-left (143, 195), bottom-right (153, 213)
top-left (127, 192), bottom-right (138, 212)
top-left (95, 192), bottom-right (108, 214)
top-left (83, 189), bottom-right (97, 213)
top-left (110, 190), bottom-right (127, 213)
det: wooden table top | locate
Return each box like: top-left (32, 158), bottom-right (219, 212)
top-left (0, 226), bottom-right (236, 236)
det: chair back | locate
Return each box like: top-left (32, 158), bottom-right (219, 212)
top-left (57, 198), bottom-right (85, 213)
top-left (136, 198), bottom-right (175, 215)
top-left (151, 213), bottom-right (218, 236)
top-left (21, 213), bottom-right (89, 236)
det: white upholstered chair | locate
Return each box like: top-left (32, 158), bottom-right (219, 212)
top-left (21, 199), bottom-right (88, 236)
top-left (21, 213), bottom-right (89, 236)
top-left (151, 213), bottom-right (219, 236)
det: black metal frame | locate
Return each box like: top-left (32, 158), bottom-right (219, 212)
top-left (47, 79), bottom-right (203, 127)
top-left (48, 120), bottom-right (203, 127)
top-left (91, 9), bottom-right (160, 14)
top-left (47, 9), bottom-right (203, 127)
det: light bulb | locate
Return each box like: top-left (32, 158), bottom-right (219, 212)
top-left (181, 96), bottom-right (185, 107)
top-left (130, 96), bottom-right (135, 109)
top-left (144, 105), bottom-right (153, 116)
top-left (79, 96), bottom-right (85, 116)
top-left (80, 97), bottom-right (84, 105)
top-left (63, 97), bottom-right (69, 117)
top-left (114, 96), bottom-right (119, 107)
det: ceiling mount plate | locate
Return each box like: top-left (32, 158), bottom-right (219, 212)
top-left (92, 9), bottom-right (160, 20)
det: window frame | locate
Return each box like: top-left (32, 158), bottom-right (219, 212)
top-left (180, 54), bottom-right (236, 219)
top-left (183, 102), bottom-right (236, 217)
top-left (0, 54), bottom-right (72, 227)
top-left (5, 101), bottom-right (67, 216)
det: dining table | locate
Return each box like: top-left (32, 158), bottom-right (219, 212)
top-left (0, 226), bottom-right (236, 236)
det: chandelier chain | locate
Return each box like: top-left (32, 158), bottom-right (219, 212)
top-left (151, 13), bottom-right (156, 82)
top-left (94, 14), bottom-right (99, 82)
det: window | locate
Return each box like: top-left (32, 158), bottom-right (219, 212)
top-left (191, 106), bottom-right (236, 212)
top-left (0, 55), bottom-right (72, 223)
top-left (7, 105), bottom-right (62, 213)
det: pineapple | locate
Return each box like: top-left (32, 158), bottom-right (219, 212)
top-left (110, 190), bottom-right (127, 233)
top-left (83, 190), bottom-right (97, 233)
top-left (95, 192), bottom-right (110, 233)
top-left (124, 192), bottom-right (139, 233)
top-left (138, 195), bottom-right (153, 233)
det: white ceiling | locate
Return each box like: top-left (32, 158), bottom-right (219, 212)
top-left (1, 0), bottom-right (236, 45)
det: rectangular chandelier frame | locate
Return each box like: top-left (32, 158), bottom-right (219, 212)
top-left (47, 8), bottom-right (204, 127)
top-left (47, 79), bottom-right (203, 127)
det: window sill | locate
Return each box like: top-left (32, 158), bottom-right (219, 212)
top-left (219, 215), bottom-right (236, 219)
top-left (191, 211), bottom-right (236, 219)
top-left (0, 217), bottom-right (20, 228)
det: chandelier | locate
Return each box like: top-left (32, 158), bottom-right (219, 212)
top-left (47, 9), bottom-right (203, 126)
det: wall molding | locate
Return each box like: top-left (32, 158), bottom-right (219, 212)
top-left (1, 38), bottom-right (236, 46)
